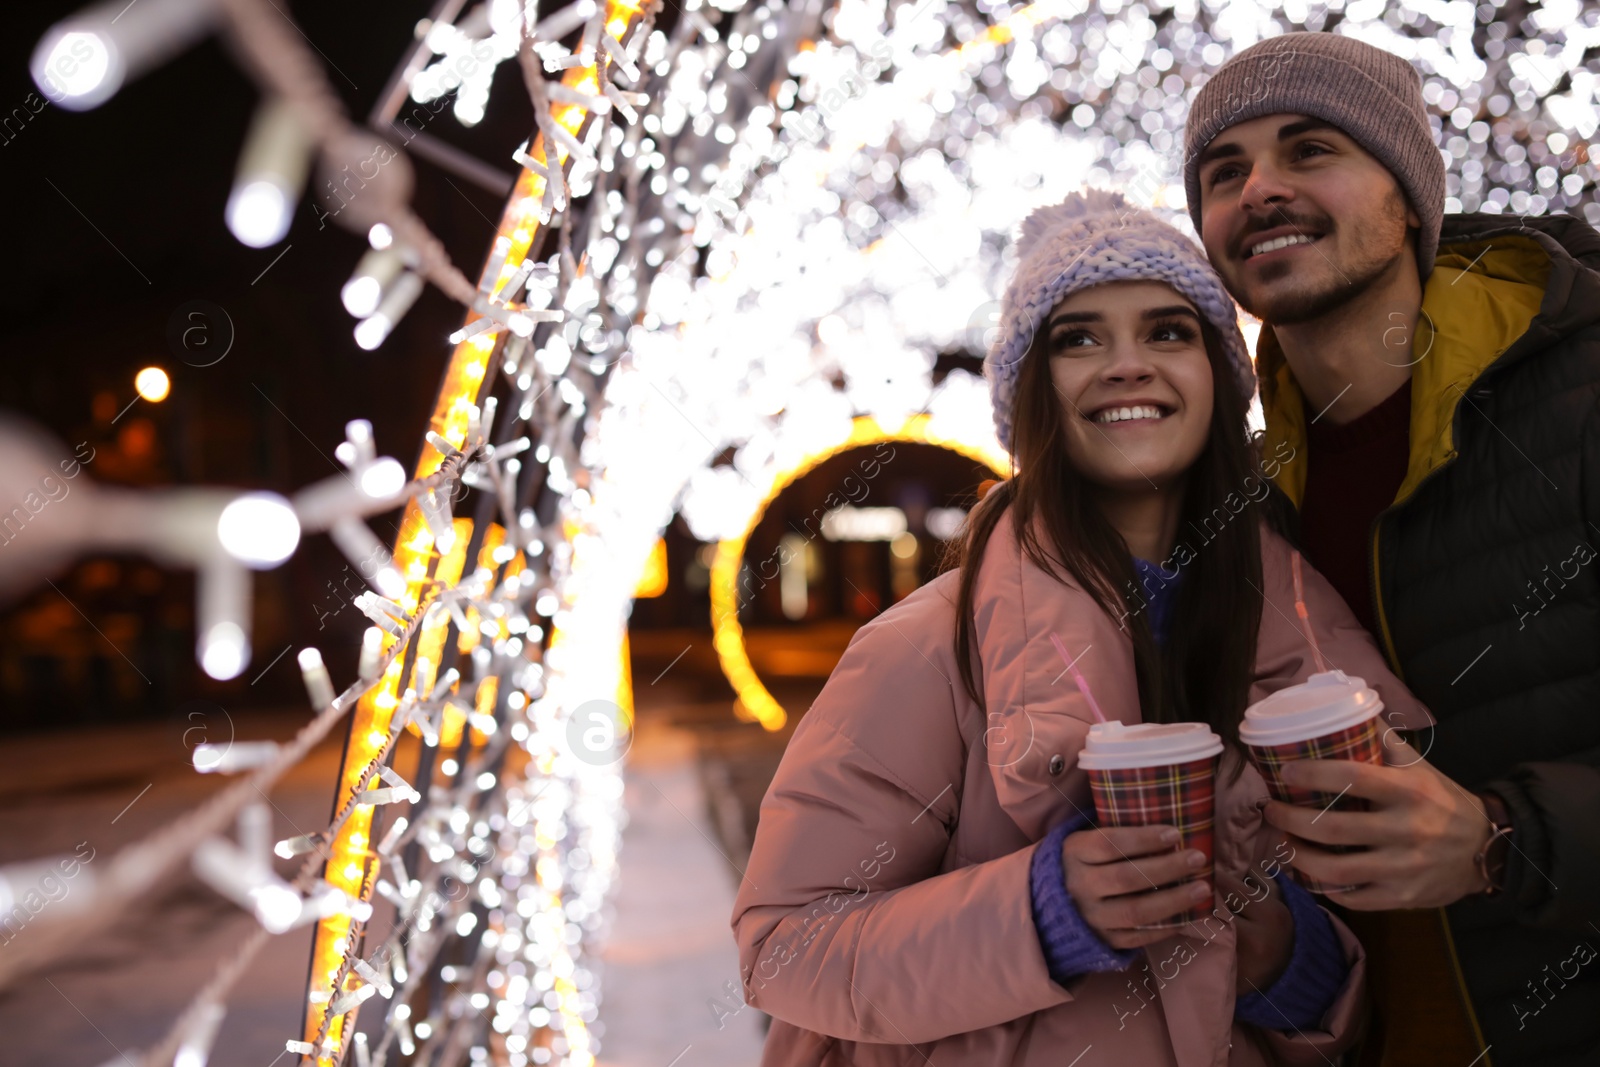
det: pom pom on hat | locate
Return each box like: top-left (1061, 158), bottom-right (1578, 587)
top-left (1014, 188), bottom-right (1135, 262)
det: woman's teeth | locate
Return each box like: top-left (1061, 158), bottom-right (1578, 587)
top-left (1094, 405), bottom-right (1167, 424)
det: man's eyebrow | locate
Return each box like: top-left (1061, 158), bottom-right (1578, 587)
top-left (1195, 118), bottom-right (1340, 171)
top-left (1277, 118), bottom-right (1338, 141)
top-left (1195, 139), bottom-right (1240, 171)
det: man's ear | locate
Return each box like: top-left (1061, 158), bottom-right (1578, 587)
top-left (1404, 195), bottom-right (1421, 229)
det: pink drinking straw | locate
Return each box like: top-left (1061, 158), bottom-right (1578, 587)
top-left (1049, 632), bottom-right (1107, 724)
top-left (1290, 550), bottom-right (1329, 674)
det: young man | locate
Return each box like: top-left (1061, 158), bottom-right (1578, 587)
top-left (1183, 32), bottom-right (1600, 1067)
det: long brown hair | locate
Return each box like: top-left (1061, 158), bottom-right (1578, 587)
top-left (943, 305), bottom-right (1268, 759)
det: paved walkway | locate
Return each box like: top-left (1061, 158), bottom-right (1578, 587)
top-left (597, 716), bottom-right (766, 1067)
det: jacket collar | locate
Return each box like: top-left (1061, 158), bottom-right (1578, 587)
top-left (1259, 220), bottom-right (1569, 510)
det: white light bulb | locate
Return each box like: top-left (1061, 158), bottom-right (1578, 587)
top-left (217, 492), bottom-right (300, 566)
top-left (226, 99), bottom-right (310, 249)
top-left (355, 314), bottom-right (393, 351)
top-left (360, 457), bottom-right (406, 498)
top-left (354, 272), bottom-right (422, 350)
top-left (488, 0), bottom-right (522, 35)
top-left (368, 223), bottom-right (393, 249)
top-left (341, 276), bottom-right (382, 318)
top-left (358, 625), bottom-right (384, 681)
top-left (252, 882), bottom-right (303, 933)
top-left (31, 30), bottom-right (117, 109)
top-left (200, 622), bottom-right (248, 681)
top-left (225, 180), bottom-right (292, 248)
top-left (374, 567), bottom-right (407, 600)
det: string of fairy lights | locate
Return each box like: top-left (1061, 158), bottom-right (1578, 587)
top-left (5, 0), bottom-right (1596, 1065)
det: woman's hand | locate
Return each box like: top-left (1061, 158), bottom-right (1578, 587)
top-left (1060, 825), bottom-right (1212, 950)
top-left (1215, 869), bottom-right (1294, 996)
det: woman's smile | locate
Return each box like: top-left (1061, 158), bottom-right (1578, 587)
top-left (1087, 401), bottom-right (1176, 426)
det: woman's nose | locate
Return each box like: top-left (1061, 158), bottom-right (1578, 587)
top-left (1102, 343), bottom-right (1156, 383)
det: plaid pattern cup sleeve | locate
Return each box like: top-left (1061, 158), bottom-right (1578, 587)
top-left (1086, 755), bottom-right (1217, 927)
top-left (1248, 716), bottom-right (1384, 894)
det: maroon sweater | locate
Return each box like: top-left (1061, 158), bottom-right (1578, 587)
top-left (1298, 378), bottom-right (1413, 637)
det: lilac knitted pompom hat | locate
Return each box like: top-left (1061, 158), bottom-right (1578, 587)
top-left (984, 189), bottom-right (1255, 454)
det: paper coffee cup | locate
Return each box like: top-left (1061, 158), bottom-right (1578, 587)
top-left (1241, 671), bottom-right (1385, 893)
top-left (1080, 721), bottom-right (1222, 928)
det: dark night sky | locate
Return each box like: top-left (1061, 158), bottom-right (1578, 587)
top-left (0, 2), bottom-right (544, 718)
top-left (0, 0), bottom-right (539, 466)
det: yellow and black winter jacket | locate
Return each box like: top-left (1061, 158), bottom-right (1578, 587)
top-left (1259, 210), bottom-right (1600, 1067)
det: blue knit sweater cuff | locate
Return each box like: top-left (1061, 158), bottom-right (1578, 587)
top-left (1029, 811), bottom-right (1140, 985)
top-left (1235, 872), bottom-right (1351, 1031)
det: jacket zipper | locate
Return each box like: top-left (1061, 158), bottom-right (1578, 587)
top-left (1367, 510), bottom-right (1404, 679)
top-left (1366, 378), bottom-right (1502, 1064)
top-left (1365, 358), bottom-right (1513, 676)
top-left (1367, 461), bottom-right (1496, 1066)
top-left (1365, 445), bottom-right (1460, 680)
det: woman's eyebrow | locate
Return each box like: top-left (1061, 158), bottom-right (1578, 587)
top-left (1141, 306), bottom-right (1201, 321)
top-left (1046, 311), bottom-right (1102, 328)
top-left (1047, 306), bottom-right (1199, 329)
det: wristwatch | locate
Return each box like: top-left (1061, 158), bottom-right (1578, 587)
top-left (1473, 791), bottom-right (1514, 896)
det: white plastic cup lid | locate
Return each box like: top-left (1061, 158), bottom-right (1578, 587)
top-left (1077, 720), bottom-right (1223, 771)
top-left (1239, 670), bottom-right (1384, 748)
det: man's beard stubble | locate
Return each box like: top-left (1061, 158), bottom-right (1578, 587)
top-left (1231, 189), bottom-right (1414, 327)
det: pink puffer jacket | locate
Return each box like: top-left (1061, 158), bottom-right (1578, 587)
top-left (730, 506), bottom-right (1434, 1066)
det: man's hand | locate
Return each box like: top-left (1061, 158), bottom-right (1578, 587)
top-left (1260, 736), bottom-right (1494, 909)
top-left (1216, 869), bottom-right (1294, 995)
top-left (1061, 825), bottom-right (1213, 949)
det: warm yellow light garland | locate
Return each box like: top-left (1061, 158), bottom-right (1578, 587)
top-left (709, 413), bottom-right (1010, 732)
top-left (301, 6), bottom-right (643, 1060)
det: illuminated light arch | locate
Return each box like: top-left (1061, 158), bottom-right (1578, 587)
top-left (301, 5), bottom-right (643, 1059)
top-left (709, 413), bottom-right (1010, 732)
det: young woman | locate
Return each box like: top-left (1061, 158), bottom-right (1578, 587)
top-left (730, 190), bottom-right (1432, 1066)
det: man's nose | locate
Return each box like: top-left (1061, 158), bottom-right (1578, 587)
top-left (1239, 157), bottom-right (1295, 216)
